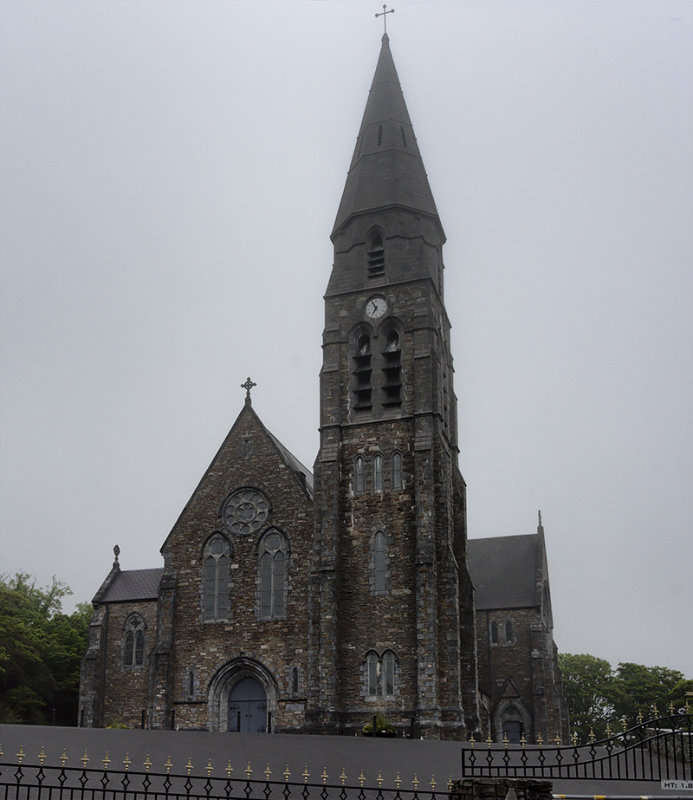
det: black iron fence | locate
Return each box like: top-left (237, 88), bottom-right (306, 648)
top-left (461, 712), bottom-right (692, 782)
top-left (0, 752), bottom-right (449, 800)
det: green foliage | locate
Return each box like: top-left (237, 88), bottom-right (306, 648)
top-left (559, 652), bottom-right (689, 743)
top-left (0, 573), bottom-right (91, 725)
top-left (362, 714), bottom-right (396, 737)
top-left (558, 653), bottom-right (614, 741)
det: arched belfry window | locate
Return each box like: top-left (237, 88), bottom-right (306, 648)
top-left (367, 230), bottom-right (385, 277)
top-left (203, 534), bottom-right (231, 621)
top-left (372, 530), bottom-right (388, 594)
top-left (352, 331), bottom-right (372, 412)
top-left (382, 327), bottom-right (402, 407)
top-left (123, 614), bottom-right (145, 668)
top-left (258, 529), bottom-right (288, 620)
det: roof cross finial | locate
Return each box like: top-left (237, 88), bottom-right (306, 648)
top-left (241, 376), bottom-right (256, 405)
top-left (375, 4), bottom-right (394, 36)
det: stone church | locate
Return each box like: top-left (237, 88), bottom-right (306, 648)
top-left (79, 33), bottom-right (567, 742)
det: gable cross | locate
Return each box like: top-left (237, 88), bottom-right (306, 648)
top-left (375, 4), bottom-right (395, 35)
top-left (241, 376), bottom-right (257, 405)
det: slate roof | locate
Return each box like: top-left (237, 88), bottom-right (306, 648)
top-left (467, 534), bottom-right (541, 610)
top-left (266, 429), bottom-right (314, 496)
top-left (99, 568), bottom-right (163, 603)
top-left (332, 33), bottom-right (441, 237)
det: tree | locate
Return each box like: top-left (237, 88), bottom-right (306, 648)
top-left (559, 653), bottom-right (690, 742)
top-left (0, 574), bottom-right (91, 725)
top-left (558, 653), bottom-right (614, 741)
top-left (609, 662), bottom-right (685, 729)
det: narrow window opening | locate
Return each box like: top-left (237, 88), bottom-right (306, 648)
top-left (291, 667), bottom-right (299, 697)
top-left (505, 619), bottom-right (514, 643)
top-left (382, 329), bottom-right (402, 407)
top-left (187, 670), bottom-right (195, 698)
top-left (367, 233), bottom-right (385, 277)
top-left (354, 456), bottom-right (365, 494)
top-left (352, 333), bottom-right (372, 411)
top-left (373, 454), bottom-right (383, 492)
top-left (392, 452), bottom-right (403, 490)
top-left (373, 531), bottom-right (387, 594)
top-left (491, 620), bottom-right (499, 645)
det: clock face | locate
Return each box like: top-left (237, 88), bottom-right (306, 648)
top-left (222, 488), bottom-right (269, 536)
top-left (365, 296), bottom-right (387, 319)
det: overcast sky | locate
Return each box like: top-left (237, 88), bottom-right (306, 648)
top-left (1, 0), bottom-right (691, 679)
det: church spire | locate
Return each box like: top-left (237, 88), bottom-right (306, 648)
top-left (331, 34), bottom-right (442, 239)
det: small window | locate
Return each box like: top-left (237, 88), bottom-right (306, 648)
top-left (505, 619), bottom-right (514, 644)
top-left (392, 452), bottom-right (403, 490)
top-left (291, 667), bottom-right (299, 697)
top-left (187, 670), bottom-right (195, 699)
top-left (202, 534), bottom-right (231, 621)
top-left (354, 456), bottom-right (365, 494)
top-left (382, 650), bottom-right (395, 695)
top-left (123, 614), bottom-right (145, 668)
top-left (366, 651), bottom-right (379, 696)
top-left (367, 231), bottom-right (385, 277)
top-left (373, 454), bottom-right (383, 492)
top-left (373, 531), bottom-right (388, 594)
top-left (259, 529), bottom-right (289, 620)
top-left (490, 620), bottom-right (499, 645)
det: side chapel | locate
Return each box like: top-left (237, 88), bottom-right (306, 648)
top-left (79, 32), bottom-right (567, 742)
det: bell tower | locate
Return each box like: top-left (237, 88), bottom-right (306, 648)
top-left (307, 34), bottom-right (478, 739)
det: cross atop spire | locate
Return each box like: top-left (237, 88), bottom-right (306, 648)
top-left (375, 4), bottom-right (394, 37)
top-left (241, 376), bottom-right (256, 405)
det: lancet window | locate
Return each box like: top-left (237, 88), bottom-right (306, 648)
top-left (203, 534), bottom-right (231, 621)
top-left (123, 614), bottom-right (145, 668)
top-left (258, 529), bottom-right (288, 620)
top-left (365, 649), bottom-right (397, 698)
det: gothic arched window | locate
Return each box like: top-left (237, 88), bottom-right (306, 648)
top-left (490, 620), bottom-right (499, 645)
top-left (505, 619), bottom-right (514, 644)
top-left (203, 534), bottom-right (231, 621)
top-left (364, 650), bottom-right (398, 698)
top-left (354, 456), bottom-right (365, 494)
top-left (392, 451), bottom-right (403, 490)
top-left (352, 332), bottom-right (373, 411)
top-left (382, 327), bottom-right (402, 407)
top-left (258, 529), bottom-right (288, 620)
top-left (373, 453), bottom-right (383, 491)
top-left (372, 530), bottom-right (388, 595)
top-left (123, 614), bottom-right (145, 668)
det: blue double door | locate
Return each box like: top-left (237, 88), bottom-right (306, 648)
top-left (228, 677), bottom-right (267, 733)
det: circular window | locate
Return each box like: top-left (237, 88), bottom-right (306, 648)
top-left (222, 489), bottom-right (269, 536)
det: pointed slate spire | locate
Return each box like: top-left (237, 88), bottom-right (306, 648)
top-left (332, 34), bottom-right (442, 239)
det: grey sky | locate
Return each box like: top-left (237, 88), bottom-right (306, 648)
top-left (1, 1), bottom-right (691, 678)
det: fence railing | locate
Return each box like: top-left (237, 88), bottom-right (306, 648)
top-left (0, 750), bottom-right (452, 800)
top-left (461, 713), bottom-right (692, 781)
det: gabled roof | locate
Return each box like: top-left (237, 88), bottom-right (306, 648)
top-left (98, 568), bottom-right (163, 603)
top-left (332, 34), bottom-right (442, 238)
top-left (467, 534), bottom-right (542, 610)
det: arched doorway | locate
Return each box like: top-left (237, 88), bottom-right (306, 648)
top-left (227, 676), bottom-right (267, 733)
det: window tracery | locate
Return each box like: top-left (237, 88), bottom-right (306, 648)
top-left (203, 534), bottom-right (231, 621)
top-left (123, 614), bottom-right (145, 668)
top-left (258, 528), bottom-right (288, 620)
